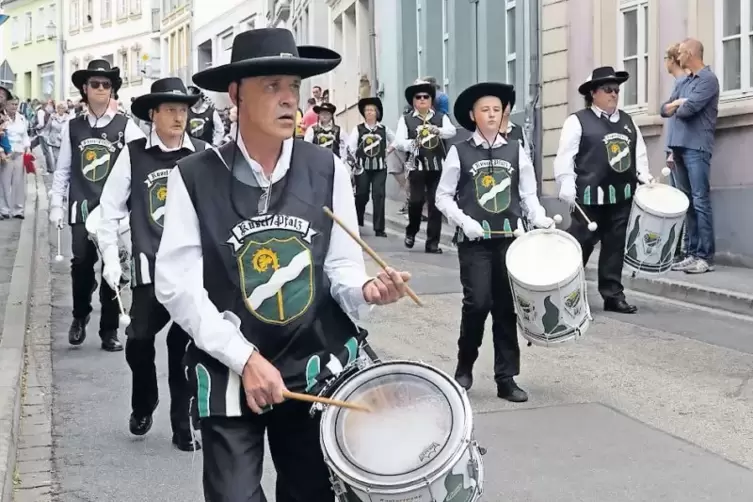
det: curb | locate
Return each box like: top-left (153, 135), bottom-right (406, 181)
top-left (0, 173), bottom-right (41, 502)
top-left (369, 208), bottom-right (753, 318)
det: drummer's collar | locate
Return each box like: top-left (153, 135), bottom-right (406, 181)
top-left (148, 129), bottom-right (194, 153)
top-left (412, 108), bottom-right (435, 120)
top-left (590, 104), bottom-right (619, 121)
top-left (234, 132), bottom-right (293, 188)
top-left (471, 130), bottom-right (506, 149)
top-left (363, 121), bottom-right (381, 130)
top-left (317, 121), bottom-right (334, 130)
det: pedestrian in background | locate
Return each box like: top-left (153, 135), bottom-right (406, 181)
top-left (46, 102), bottom-right (71, 171)
top-left (0, 94), bottom-right (31, 219)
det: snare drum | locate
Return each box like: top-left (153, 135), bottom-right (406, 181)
top-left (506, 228), bottom-right (591, 346)
top-left (320, 361), bottom-right (484, 502)
top-left (85, 205), bottom-right (132, 283)
top-left (624, 184), bottom-right (688, 275)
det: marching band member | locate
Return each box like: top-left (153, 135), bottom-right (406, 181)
top-left (97, 77), bottom-right (206, 450)
top-left (554, 66), bottom-right (653, 314)
top-left (303, 101), bottom-right (347, 159)
top-left (436, 82), bottom-right (553, 402)
top-left (153, 28), bottom-right (410, 501)
top-left (49, 59), bottom-right (144, 351)
top-left (346, 96), bottom-right (395, 236)
top-left (186, 86), bottom-right (225, 146)
top-left (394, 80), bottom-right (456, 254)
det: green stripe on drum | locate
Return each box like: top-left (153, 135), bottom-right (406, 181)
top-left (344, 337), bottom-right (358, 366)
top-left (305, 355), bottom-right (321, 392)
top-left (195, 363), bottom-right (211, 418)
top-left (583, 186), bottom-right (591, 205)
top-left (482, 220), bottom-right (491, 239)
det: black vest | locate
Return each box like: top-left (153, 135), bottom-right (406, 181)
top-left (404, 111), bottom-right (447, 171)
top-left (127, 136), bottom-right (206, 287)
top-left (454, 138), bottom-right (523, 242)
top-left (573, 108), bottom-right (638, 205)
top-left (355, 123), bottom-right (387, 171)
top-left (311, 124), bottom-right (341, 157)
top-left (187, 106), bottom-right (215, 144)
top-left (177, 140), bottom-right (361, 418)
top-left (505, 123), bottom-right (525, 148)
top-left (68, 114), bottom-right (128, 224)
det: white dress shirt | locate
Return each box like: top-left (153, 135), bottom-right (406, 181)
top-left (154, 135), bottom-right (373, 376)
top-left (346, 122), bottom-right (396, 157)
top-left (303, 122), bottom-right (349, 159)
top-left (553, 105), bottom-right (651, 185)
top-left (50, 108), bottom-right (145, 210)
top-left (4, 113), bottom-right (30, 153)
top-left (393, 109), bottom-right (457, 152)
top-left (190, 101), bottom-right (225, 146)
top-left (97, 131), bottom-right (205, 271)
top-left (436, 131), bottom-right (546, 227)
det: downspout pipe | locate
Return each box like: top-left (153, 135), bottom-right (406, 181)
top-left (368, 0), bottom-right (378, 96)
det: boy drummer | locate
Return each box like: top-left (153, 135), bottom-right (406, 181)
top-left (435, 82), bottom-right (554, 402)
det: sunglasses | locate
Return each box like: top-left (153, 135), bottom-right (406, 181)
top-left (414, 94), bottom-right (431, 100)
top-left (87, 80), bottom-right (112, 90)
top-left (599, 85), bottom-right (620, 94)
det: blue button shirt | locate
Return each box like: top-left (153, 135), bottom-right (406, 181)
top-left (662, 75), bottom-right (687, 153)
top-left (662, 66), bottom-right (719, 153)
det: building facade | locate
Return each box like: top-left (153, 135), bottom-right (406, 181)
top-left (192, 0), bottom-right (259, 107)
top-left (290, 0), bottom-right (329, 102)
top-left (63, 0), bottom-right (159, 103)
top-left (160, 0), bottom-right (191, 83)
top-left (1, 0), bottom-right (60, 101)
top-left (539, 0), bottom-right (753, 264)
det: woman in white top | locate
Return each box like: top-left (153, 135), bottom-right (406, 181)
top-left (46, 102), bottom-right (71, 171)
top-left (0, 95), bottom-right (31, 219)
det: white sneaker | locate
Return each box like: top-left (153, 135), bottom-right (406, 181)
top-left (684, 258), bottom-right (714, 274)
top-left (671, 256), bottom-right (695, 271)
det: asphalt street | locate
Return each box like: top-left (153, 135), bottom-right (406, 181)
top-left (47, 223), bottom-right (753, 501)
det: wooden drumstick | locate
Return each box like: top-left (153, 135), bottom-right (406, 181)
top-left (573, 203), bottom-right (598, 232)
top-left (282, 390), bottom-right (372, 413)
top-left (323, 206), bottom-right (423, 307)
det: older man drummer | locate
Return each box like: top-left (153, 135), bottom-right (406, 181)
top-left (435, 82), bottom-right (553, 403)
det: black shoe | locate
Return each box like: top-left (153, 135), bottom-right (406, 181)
top-left (454, 365), bottom-right (473, 391)
top-left (172, 431), bottom-right (202, 452)
top-left (497, 378), bottom-right (528, 402)
top-left (12, 215), bottom-right (23, 220)
top-left (68, 316), bottom-right (90, 346)
top-left (100, 331), bottom-right (124, 352)
top-left (604, 298), bottom-right (637, 314)
top-left (425, 247), bottom-right (443, 254)
top-left (357, 218), bottom-right (365, 227)
top-left (404, 235), bottom-right (415, 249)
top-left (375, 231), bottom-right (388, 237)
top-left (129, 412), bottom-right (154, 436)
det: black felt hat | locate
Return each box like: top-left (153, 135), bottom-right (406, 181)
top-left (404, 81), bottom-right (436, 105)
top-left (192, 28), bottom-right (341, 92)
top-left (313, 102), bottom-right (337, 115)
top-left (72, 59), bottom-right (121, 91)
top-left (578, 66), bottom-right (629, 95)
top-left (358, 97), bottom-right (383, 120)
top-left (453, 82), bottom-right (516, 132)
top-left (130, 77), bottom-right (199, 122)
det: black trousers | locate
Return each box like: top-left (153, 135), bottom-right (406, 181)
top-left (70, 223), bottom-right (119, 333)
top-left (354, 169), bottom-right (387, 232)
top-left (201, 402), bottom-right (332, 502)
top-left (406, 170), bottom-right (443, 249)
top-left (567, 200), bottom-right (631, 301)
top-left (457, 239), bottom-right (520, 382)
top-left (124, 284), bottom-right (191, 433)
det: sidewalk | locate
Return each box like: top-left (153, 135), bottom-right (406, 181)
top-left (368, 197), bottom-right (753, 317)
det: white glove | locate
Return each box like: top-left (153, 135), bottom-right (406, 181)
top-left (461, 217), bottom-right (485, 240)
top-left (49, 206), bottom-right (64, 228)
top-left (637, 173), bottom-right (655, 185)
top-left (531, 215), bottom-right (555, 229)
top-left (558, 178), bottom-right (577, 207)
top-left (101, 247), bottom-right (122, 290)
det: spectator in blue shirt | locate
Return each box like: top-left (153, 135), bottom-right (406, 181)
top-left (661, 38), bottom-right (719, 274)
top-left (423, 76), bottom-right (450, 115)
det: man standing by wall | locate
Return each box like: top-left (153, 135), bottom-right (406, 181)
top-left (662, 38), bottom-right (719, 275)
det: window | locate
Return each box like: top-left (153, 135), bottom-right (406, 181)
top-left (220, 31), bottom-right (234, 51)
top-left (130, 0), bottom-right (141, 15)
top-left (37, 8), bottom-right (45, 38)
top-left (11, 17), bottom-right (19, 46)
top-left (39, 63), bottom-right (55, 99)
top-left (24, 12), bottom-right (32, 42)
top-left (49, 3), bottom-right (57, 30)
top-left (120, 51), bottom-right (129, 80)
top-left (716, 0), bottom-right (753, 93)
top-left (102, 54), bottom-right (114, 66)
top-left (101, 0), bottom-right (112, 22)
top-left (441, 0), bottom-right (449, 93)
top-left (506, 0), bottom-right (516, 88)
top-left (117, 0), bottom-right (127, 18)
top-left (83, 0), bottom-right (93, 24)
top-left (70, 0), bottom-right (80, 28)
top-left (617, 0), bottom-right (648, 108)
top-left (132, 48), bottom-right (142, 76)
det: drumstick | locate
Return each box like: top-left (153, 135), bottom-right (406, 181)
top-left (282, 390), bottom-right (372, 413)
top-left (323, 206), bottom-right (423, 307)
top-left (114, 287), bottom-right (132, 327)
top-left (573, 203), bottom-right (598, 232)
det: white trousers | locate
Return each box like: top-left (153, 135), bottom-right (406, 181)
top-left (0, 154), bottom-right (26, 217)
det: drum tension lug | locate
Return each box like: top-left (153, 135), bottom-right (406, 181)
top-left (329, 474), bottom-right (346, 496)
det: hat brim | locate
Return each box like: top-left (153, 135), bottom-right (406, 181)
top-left (404, 83), bottom-right (436, 105)
top-left (131, 92), bottom-right (200, 122)
top-left (192, 45), bottom-right (341, 93)
top-left (0, 86), bottom-right (11, 100)
top-left (313, 104), bottom-right (337, 115)
top-left (453, 82), bottom-right (516, 132)
top-left (72, 68), bottom-right (121, 90)
top-left (578, 71), bottom-right (629, 95)
top-left (358, 97), bottom-right (383, 119)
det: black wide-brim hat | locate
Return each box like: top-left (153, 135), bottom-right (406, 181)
top-left (0, 85), bottom-right (11, 100)
top-left (578, 66), bottom-right (629, 95)
top-left (358, 97), bottom-right (383, 120)
top-left (72, 58), bottom-right (121, 90)
top-left (454, 82), bottom-right (516, 132)
top-left (404, 82), bottom-right (436, 105)
top-left (313, 102), bottom-right (337, 115)
top-left (131, 77), bottom-right (200, 122)
top-left (192, 28), bottom-right (341, 92)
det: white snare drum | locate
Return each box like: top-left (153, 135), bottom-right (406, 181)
top-left (320, 361), bottom-right (484, 502)
top-left (85, 205), bottom-right (132, 282)
top-left (624, 184), bottom-right (688, 275)
top-left (506, 228), bottom-right (591, 346)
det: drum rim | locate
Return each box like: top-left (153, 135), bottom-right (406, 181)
top-left (320, 360), bottom-right (473, 489)
top-left (506, 228), bottom-right (583, 289)
top-left (633, 184), bottom-right (689, 218)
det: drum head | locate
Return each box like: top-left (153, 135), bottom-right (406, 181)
top-left (321, 361), bottom-right (471, 488)
top-left (506, 229), bottom-right (582, 289)
top-left (635, 184), bottom-right (689, 218)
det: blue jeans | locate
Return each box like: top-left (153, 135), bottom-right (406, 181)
top-left (671, 147), bottom-right (715, 262)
